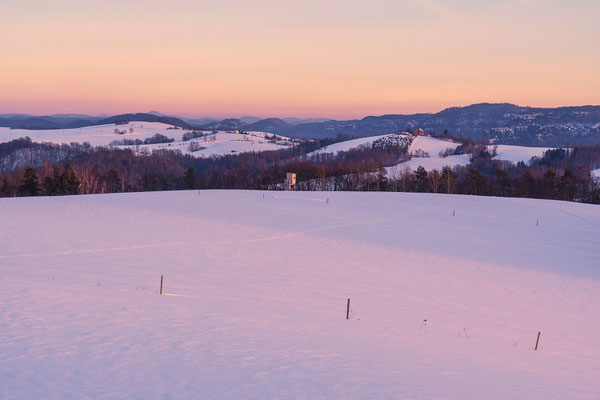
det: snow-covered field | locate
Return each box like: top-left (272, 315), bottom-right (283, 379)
top-left (397, 137), bottom-right (554, 172)
top-left (1, 190), bottom-right (599, 399)
top-left (494, 144), bottom-right (553, 165)
top-left (310, 133), bottom-right (401, 155)
top-left (396, 136), bottom-right (469, 171)
top-left (0, 122), bottom-right (293, 157)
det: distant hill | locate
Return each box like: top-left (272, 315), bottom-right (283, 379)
top-left (3, 103), bottom-right (600, 145)
top-left (97, 113), bottom-right (191, 128)
top-left (0, 112), bottom-right (190, 130)
top-left (242, 104), bottom-right (600, 146)
top-left (0, 114), bottom-right (105, 130)
top-left (244, 118), bottom-right (293, 133)
top-left (282, 117), bottom-right (334, 125)
top-left (200, 118), bottom-right (245, 131)
top-left (239, 116), bottom-right (262, 124)
top-left (184, 117), bottom-right (219, 125)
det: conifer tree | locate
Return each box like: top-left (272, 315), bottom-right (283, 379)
top-left (495, 168), bottom-right (509, 196)
top-left (441, 166), bottom-right (457, 194)
top-left (42, 174), bottom-right (55, 195)
top-left (413, 166), bottom-right (428, 192)
top-left (542, 168), bottom-right (557, 198)
top-left (183, 167), bottom-right (195, 189)
top-left (19, 166), bottom-right (40, 196)
top-left (52, 166), bottom-right (65, 195)
top-left (105, 168), bottom-right (121, 193)
top-left (62, 161), bottom-right (80, 195)
top-left (0, 176), bottom-right (10, 196)
top-left (469, 168), bottom-right (486, 195)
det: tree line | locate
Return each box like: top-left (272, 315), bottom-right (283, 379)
top-left (1, 135), bottom-right (600, 204)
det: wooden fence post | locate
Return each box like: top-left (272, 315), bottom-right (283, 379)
top-left (535, 331), bottom-right (541, 350)
top-left (160, 275), bottom-right (164, 295)
top-left (346, 298), bottom-right (350, 320)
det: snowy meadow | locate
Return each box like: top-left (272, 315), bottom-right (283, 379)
top-left (1, 190), bottom-right (599, 399)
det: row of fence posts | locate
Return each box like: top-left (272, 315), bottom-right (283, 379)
top-left (344, 297), bottom-right (542, 350)
top-left (158, 280), bottom-right (542, 351)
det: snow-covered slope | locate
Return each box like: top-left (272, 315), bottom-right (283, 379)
top-left (1, 191), bottom-right (599, 399)
top-left (310, 133), bottom-right (407, 155)
top-left (393, 136), bottom-right (553, 172)
top-left (395, 136), bottom-right (470, 171)
top-left (0, 122), bottom-right (185, 146)
top-left (494, 144), bottom-right (553, 164)
top-left (0, 122), bottom-right (293, 157)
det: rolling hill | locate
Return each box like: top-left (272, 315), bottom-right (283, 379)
top-left (0, 122), bottom-right (296, 159)
top-left (1, 190), bottom-right (599, 399)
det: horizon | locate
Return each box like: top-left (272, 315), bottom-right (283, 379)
top-left (3, 101), bottom-right (600, 122)
top-left (2, 0), bottom-right (599, 118)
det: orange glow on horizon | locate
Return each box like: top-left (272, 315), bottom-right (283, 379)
top-left (1, 0), bottom-right (598, 119)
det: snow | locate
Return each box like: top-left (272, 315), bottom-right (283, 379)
top-left (408, 135), bottom-right (460, 156)
top-left (0, 122), bottom-right (292, 157)
top-left (189, 132), bottom-right (288, 157)
top-left (493, 144), bottom-right (553, 165)
top-left (391, 153), bottom-right (471, 172)
top-left (391, 137), bottom-right (553, 172)
top-left (590, 168), bottom-right (600, 180)
top-left (0, 122), bottom-right (184, 146)
top-left (1, 190), bottom-right (600, 399)
top-left (310, 134), bottom-right (554, 173)
top-left (310, 133), bottom-right (405, 155)
top-left (392, 136), bottom-right (470, 172)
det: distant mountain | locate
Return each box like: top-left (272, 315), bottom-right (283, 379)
top-left (238, 104), bottom-right (600, 146)
top-left (244, 118), bottom-right (293, 133)
top-left (47, 113), bottom-right (100, 118)
top-left (282, 117), bottom-right (334, 125)
top-left (97, 113), bottom-right (191, 128)
top-left (185, 117), bottom-right (219, 125)
top-left (5, 117), bottom-right (64, 130)
top-left (417, 104), bottom-right (600, 146)
top-left (200, 118), bottom-right (245, 131)
top-left (0, 114), bottom-right (105, 129)
top-left (0, 113), bottom-right (39, 118)
top-left (147, 111), bottom-right (167, 116)
top-left (239, 116), bottom-right (262, 124)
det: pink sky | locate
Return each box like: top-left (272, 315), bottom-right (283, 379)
top-left (1, 0), bottom-right (599, 118)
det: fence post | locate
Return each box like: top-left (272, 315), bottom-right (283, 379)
top-left (535, 331), bottom-right (541, 350)
top-left (160, 275), bottom-right (164, 295)
top-left (346, 298), bottom-right (350, 320)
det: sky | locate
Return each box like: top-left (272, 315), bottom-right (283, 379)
top-left (1, 0), bottom-right (599, 119)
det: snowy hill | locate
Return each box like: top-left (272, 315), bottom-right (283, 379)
top-left (0, 122), bottom-right (296, 157)
top-left (310, 133), bottom-right (409, 155)
top-left (393, 136), bottom-right (553, 171)
top-left (1, 191), bottom-right (599, 399)
top-left (396, 136), bottom-right (470, 171)
top-left (494, 144), bottom-right (554, 164)
top-left (313, 134), bottom-right (554, 172)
